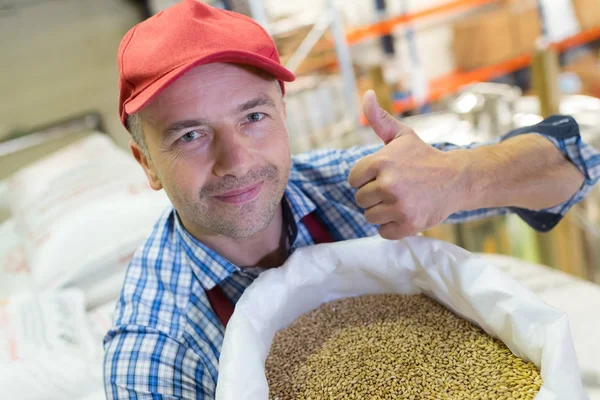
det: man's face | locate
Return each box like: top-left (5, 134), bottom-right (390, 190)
top-left (135, 63), bottom-right (291, 239)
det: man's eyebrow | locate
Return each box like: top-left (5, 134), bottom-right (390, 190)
top-left (163, 119), bottom-right (210, 137)
top-left (161, 95), bottom-right (276, 137)
top-left (236, 95), bottom-right (276, 113)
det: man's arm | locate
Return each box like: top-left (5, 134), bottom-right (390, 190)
top-left (346, 90), bottom-right (599, 239)
top-left (104, 326), bottom-right (212, 399)
top-left (455, 133), bottom-right (583, 211)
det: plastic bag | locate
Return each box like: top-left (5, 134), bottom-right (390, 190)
top-left (0, 218), bottom-right (34, 299)
top-left (7, 134), bottom-right (170, 309)
top-left (216, 236), bottom-right (586, 400)
top-left (0, 289), bottom-right (104, 400)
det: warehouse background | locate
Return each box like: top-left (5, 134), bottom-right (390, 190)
top-left (2, 0), bottom-right (597, 148)
top-left (2, 0), bottom-right (600, 282)
top-left (1, 0), bottom-right (600, 399)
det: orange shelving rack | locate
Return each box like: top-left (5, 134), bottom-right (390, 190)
top-left (390, 26), bottom-right (600, 115)
top-left (346, 0), bottom-right (500, 45)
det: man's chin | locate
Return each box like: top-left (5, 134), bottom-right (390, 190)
top-left (215, 221), bottom-right (270, 239)
top-left (206, 208), bottom-right (274, 238)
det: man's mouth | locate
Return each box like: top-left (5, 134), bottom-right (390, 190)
top-left (213, 182), bottom-right (263, 204)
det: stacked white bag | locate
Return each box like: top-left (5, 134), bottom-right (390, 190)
top-left (0, 133), bottom-right (170, 399)
top-left (0, 290), bottom-right (112, 400)
top-left (6, 133), bottom-right (171, 309)
top-left (0, 218), bottom-right (34, 298)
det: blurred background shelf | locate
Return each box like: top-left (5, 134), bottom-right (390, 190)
top-left (1, 0), bottom-right (599, 283)
top-left (389, 26), bottom-right (600, 116)
top-left (264, 0), bottom-right (600, 284)
top-left (1, 1), bottom-right (600, 398)
top-left (345, 0), bottom-right (500, 44)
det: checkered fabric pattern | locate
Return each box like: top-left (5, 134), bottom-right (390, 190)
top-left (104, 116), bottom-right (599, 399)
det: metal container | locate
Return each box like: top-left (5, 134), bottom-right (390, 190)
top-left (401, 112), bottom-right (478, 146)
top-left (450, 83), bottom-right (522, 139)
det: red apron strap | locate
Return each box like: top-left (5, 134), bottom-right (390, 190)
top-left (301, 211), bottom-right (335, 244)
top-left (205, 284), bottom-right (234, 328)
top-left (206, 210), bottom-right (335, 327)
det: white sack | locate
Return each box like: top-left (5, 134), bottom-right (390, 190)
top-left (217, 236), bottom-right (586, 400)
top-left (0, 180), bottom-right (8, 213)
top-left (0, 218), bottom-right (34, 299)
top-left (0, 289), bottom-right (103, 400)
top-left (79, 391), bottom-right (108, 400)
top-left (87, 298), bottom-right (118, 345)
top-left (7, 134), bottom-right (171, 309)
top-left (78, 298), bottom-right (120, 399)
top-left (480, 254), bottom-right (600, 398)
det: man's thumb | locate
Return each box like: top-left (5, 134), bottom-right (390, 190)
top-left (363, 90), bottom-right (404, 145)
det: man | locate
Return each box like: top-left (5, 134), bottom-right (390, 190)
top-left (104, 1), bottom-right (599, 398)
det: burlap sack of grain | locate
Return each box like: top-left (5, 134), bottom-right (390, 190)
top-left (216, 236), bottom-right (586, 399)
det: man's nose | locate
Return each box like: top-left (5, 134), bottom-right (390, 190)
top-left (212, 129), bottom-right (254, 178)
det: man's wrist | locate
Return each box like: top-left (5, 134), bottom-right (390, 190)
top-left (449, 147), bottom-right (497, 213)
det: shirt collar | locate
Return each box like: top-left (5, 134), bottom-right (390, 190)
top-left (174, 213), bottom-right (238, 291)
top-left (173, 180), bottom-right (316, 290)
top-left (284, 179), bottom-right (316, 223)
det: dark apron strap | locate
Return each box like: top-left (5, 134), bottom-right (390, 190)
top-left (301, 211), bottom-right (335, 244)
top-left (205, 282), bottom-right (234, 328)
top-left (205, 211), bottom-right (334, 327)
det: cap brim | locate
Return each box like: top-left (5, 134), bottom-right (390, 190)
top-left (123, 50), bottom-right (296, 117)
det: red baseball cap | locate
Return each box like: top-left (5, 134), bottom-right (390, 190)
top-left (117, 0), bottom-right (295, 128)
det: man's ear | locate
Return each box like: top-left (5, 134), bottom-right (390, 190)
top-left (129, 140), bottom-right (163, 191)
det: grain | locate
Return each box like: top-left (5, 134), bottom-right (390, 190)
top-left (265, 294), bottom-right (542, 399)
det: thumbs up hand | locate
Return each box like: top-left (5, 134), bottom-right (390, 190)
top-left (348, 90), bottom-right (467, 239)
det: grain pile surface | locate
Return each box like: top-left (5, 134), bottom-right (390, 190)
top-left (265, 294), bottom-right (541, 399)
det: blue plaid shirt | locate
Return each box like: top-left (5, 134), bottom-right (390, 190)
top-left (104, 116), bottom-right (599, 399)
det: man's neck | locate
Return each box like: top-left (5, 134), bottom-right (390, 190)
top-left (183, 203), bottom-right (288, 269)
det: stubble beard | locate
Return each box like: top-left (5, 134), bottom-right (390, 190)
top-left (180, 164), bottom-right (288, 239)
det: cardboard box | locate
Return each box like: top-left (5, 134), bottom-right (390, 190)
top-left (502, 0), bottom-right (541, 54)
top-left (564, 53), bottom-right (600, 97)
top-left (512, 5), bottom-right (542, 54)
top-left (572, 0), bottom-right (600, 30)
top-left (453, 9), bottom-right (516, 71)
top-left (453, 2), bottom-right (544, 71)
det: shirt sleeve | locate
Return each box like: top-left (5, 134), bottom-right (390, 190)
top-left (332, 115), bottom-right (599, 232)
top-left (104, 324), bottom-right (214, 400)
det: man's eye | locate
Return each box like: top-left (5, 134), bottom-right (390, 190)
top-left (181, 131), bottom-right (200, 142)
top-left (246, 112), bottom-right (265, 123)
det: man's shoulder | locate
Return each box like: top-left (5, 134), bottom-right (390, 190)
top-left (291, 147), bottom-right (345, 167)
top-left (292, 145), bottom-right (381, 173)
top-left (289, 148), bottom-right (349, 187)
top-left (290, 145), bottom-right (381, 183)
top-left (111, 207), bottom-right (193, 338)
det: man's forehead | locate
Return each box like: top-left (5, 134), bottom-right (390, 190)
top-left (141, 63), bottom-right (278, 118)
top-left (163, 63), bottom-right (275, 97)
